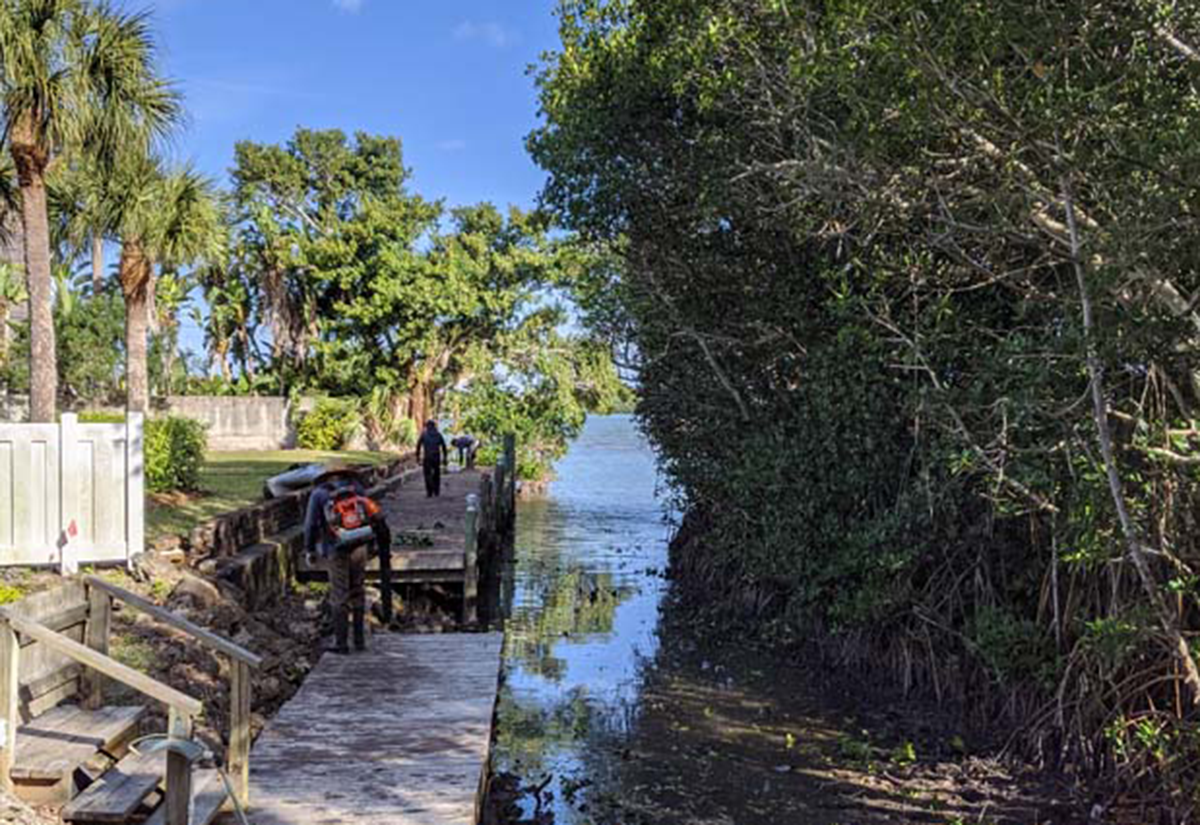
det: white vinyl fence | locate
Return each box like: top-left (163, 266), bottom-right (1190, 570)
top-left (0, 413), bottom-right (144, 571)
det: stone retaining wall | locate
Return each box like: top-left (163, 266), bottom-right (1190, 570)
top-left (0, 395), bottom-right (323, 451)
top-left (165, 396), bottom-right (294, 451)
top-left (185, 456), bottom-right (418, 610)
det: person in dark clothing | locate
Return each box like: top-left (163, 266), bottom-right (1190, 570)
top-left (415, 420), bottom-right (448, 497)
top-left (303, 467), bottom-right (388, 653)
top-left (451, 434), bottom-right (480, 469)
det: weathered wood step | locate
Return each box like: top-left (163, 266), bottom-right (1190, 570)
top-left (13, 705), bottom-right (145, 782)
top-left (143, 769), bottom-right (228, 825)
top-left (11, 704), bottom-right (146, 804)
top-left (61, 750), bottom-right (164, 823)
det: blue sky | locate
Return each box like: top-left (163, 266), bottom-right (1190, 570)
top-left (146, 0), bottom-right (563, 359)
top-left (151, 0), bottom-right (559, 210)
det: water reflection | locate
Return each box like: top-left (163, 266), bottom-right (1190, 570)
top-left (493, 415), bottom-right (669, 822)
top-left (489, 417), bottom-right (1067, 825)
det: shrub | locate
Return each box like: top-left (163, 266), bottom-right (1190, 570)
top-left (297, 399), bottom-right (361, 451)
top-left (0, 583), bottom-right (25, 606)
top-left (78, 411), bottom-right (126, 424)
top-left (145, 416), bottom-right (207, 493)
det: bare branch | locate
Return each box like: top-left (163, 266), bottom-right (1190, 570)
top-left (1063, 176), bottom-right (1200, 705)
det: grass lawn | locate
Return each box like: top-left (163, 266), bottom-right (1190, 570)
top-left (147, 450), bottom-right (397, 543)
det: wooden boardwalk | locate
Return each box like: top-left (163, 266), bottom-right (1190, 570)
top-left (297, 467), bottom-right (488, 584)
top-left (377, 468), bottom-right (483, 582)
top-left (246, 633), bottom-right (504, 825)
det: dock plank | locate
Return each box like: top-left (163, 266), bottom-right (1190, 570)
top-left (247, 633), bottom-right (503, 825)
top-left (143, 769), bottom-right (226, 825)
top-left (13, 705), bottom-right (145, 781)
top-left (61, 750), bottom-right (164, 823)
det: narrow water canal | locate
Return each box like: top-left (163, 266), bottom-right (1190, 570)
top-left (487, 415), bottom-right (1064, 825)
top-left (490, 413), bottom-right (670, 823)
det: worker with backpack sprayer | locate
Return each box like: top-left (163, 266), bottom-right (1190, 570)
top-left (303, 465), bottom-right (392, 653)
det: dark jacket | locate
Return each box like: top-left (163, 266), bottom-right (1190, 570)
top-left (304, 478), bottom-right (363, 558)
top-left (417, 430), bottom-right (448, 465)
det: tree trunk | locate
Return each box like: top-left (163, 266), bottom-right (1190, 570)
top-left (120, 241), bottom-right (152, 413)
top-left (162, 326), bottom-right (178, 396)
top-left (12, 139), bottom-right (57, 423)
top-left (408, 379), bottom-right (430, 427)
top-left (211, 339), bottom-right (232, 382)
top-left (91, 235), bottom-right (105, 295)
top-left (237, 328), bottom-right (257, 380)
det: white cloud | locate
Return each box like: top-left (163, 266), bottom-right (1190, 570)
top-left (453, 20), bottom-right (518, 49)
top-left (437, 139), bottom-right (468, 152)
top-left (332, 0), bottom-right (365, 13)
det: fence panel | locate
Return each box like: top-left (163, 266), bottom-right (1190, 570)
top-left (0, 413), bottom-right (144, 570)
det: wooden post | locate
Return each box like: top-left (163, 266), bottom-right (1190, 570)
top-left (503, 434), bottom-right (517, 531)
top-left (462, 496), bottom-right (479, 625)
top-left (503, 434), bottom-right (516, 476)
top-left (59, 413), bottom-right (78, 575)
top-left (165, 708), bottom-right (194, 825)
top-left (478, 475), bottom-right (493, 550)
top-left (494, 459), bottom-right (507, 529)
top-left (82, 585), bottom-right (111, 709)
top-left (0, 622), bottom-right (18, 793)
top-left (228, 660), bottom-right (252, 810)
top-left (126, 412), bottom-right (146, 567)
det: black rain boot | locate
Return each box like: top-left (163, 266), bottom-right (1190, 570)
top-left (352, 608), bottom-right (367, 651)
top-left (330, 611), bottom-right (350, 654)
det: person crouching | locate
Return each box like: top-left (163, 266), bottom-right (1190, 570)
top-left (304, 466), bottom-right (384, 654)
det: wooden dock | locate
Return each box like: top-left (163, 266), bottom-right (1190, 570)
top-left (246, 633), bottom-right (504, 825)
top-left (247, 450), bottom-right (515, 823)
top-left (377, 468), bottom-right (485, 583)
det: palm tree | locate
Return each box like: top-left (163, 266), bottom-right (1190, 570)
top-left (197, 260), bottom-right (259, 384)
top-left (151, 270), bottom-right (191, 395)
top-left (110, 159), bottom-right (220, 412)
top-left (50, 156), bottom-right (115, 296)
top-left (0, 262), bottom-right (27, 368)
top-left (0, 0), bottom-right (180, 421)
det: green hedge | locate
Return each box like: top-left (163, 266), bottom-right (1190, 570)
top-left (145, 417), bottom-right (207, 493)
top-left (297, 399), bottom-right (361, 451)
top-left (78, 411), bottom-right (125, 424)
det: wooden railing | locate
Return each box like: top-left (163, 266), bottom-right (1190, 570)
top-left (463, 434), bottom-right (518, 624)
top-left (84, 576), bottom-right (260, 809)
top-left (0, 607), bottom-right (205, 825)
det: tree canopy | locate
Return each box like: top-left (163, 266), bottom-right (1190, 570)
top-left (531, 0), bottom-right (1200, 810)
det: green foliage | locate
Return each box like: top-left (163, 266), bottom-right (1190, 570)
top-left (227, 128), bottom-right (617, 463)
top-left (296, 399), bottom-right (361, 451)
top-left (144, 416), bottom-right (207, 493)
top-left (4, 286), bottom-right (126, 403)
top-left (0, 583), bottom-right (25, 606)
top-left (532, 0), bottom-right (1200, 807)
top-left (396, 418), bottom-right (418, 448)
top-left (78, 411), bottom-right (125, 423)
top-left (451, 333), bottom-right (627, 481)
top-left (889, 741), bottom-right (918, 767)
top-left (967, 607), bottom-right (1056, 686)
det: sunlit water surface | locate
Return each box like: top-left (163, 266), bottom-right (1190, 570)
top-left (492, 414), bottom-right (670, 822)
